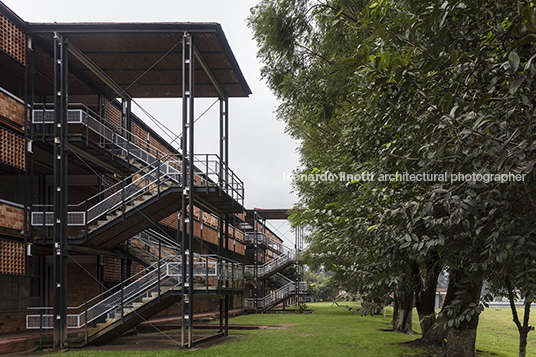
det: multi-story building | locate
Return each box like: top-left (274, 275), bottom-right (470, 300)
top-left (0, 1), bottom-right (306, 350)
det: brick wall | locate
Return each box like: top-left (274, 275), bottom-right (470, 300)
top-left (0, 14), bottom-right (26, 64)
top-left (104, 100), bottom-right (121, 129)
top-left (0, 311), bottom-right (27, 333)
top-left (0, 203), bottom-right (24, 232)
top-left (46, 260), bottom-right (101, 310)
top-left (0, 239), bottom-right (24, 275)
top-left (103, 256), bottom-right (146, 282)
top-left (103, 256), bottom-right (121, 282)
top-left (0, 91), bottom-right (25, 127)
top-left (0, 127), bottom-right (25, 170)
top-left (66, 262), bottom-right (100, 307)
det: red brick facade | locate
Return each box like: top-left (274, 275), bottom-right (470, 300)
top-left (0, 14), bottom-right (25, 64)
top-left (0, 91), bottom-right (25, 127)
top-left (0, 311), bottom-right (27, 333)
top-left (0, 239), bottom-right (24, 275)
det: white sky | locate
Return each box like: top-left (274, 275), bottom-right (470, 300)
top-left (3, 0), bottom-right (300, 244)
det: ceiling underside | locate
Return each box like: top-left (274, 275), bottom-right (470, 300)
top-left (27, 23), bottom-right (251, 99)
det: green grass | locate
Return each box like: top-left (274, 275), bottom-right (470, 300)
top-left (476, 306), bottom-right (535, 357)
top-left (40, 302), bottom-right (533, 357)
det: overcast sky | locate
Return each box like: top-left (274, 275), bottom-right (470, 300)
top-left (3, 0), bottom-right (300, 243)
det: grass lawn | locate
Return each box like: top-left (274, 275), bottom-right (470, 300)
top-left (40, 302), bottom-right (533, 357)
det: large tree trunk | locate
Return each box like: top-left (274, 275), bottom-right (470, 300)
top-left (444, 278), bottom-right (483, 357)
top-left (519, 331), bottom-right (528, 357)
top-left (412, 257), bottom-right (442, 336)
top-left (422, 270), bottom-right (457, 346)
top-left (391, 293), bottom-right (399, 326)
top-left (392, 284), bottom-right (414, 334)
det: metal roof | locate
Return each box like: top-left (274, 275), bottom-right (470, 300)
top-left (27, 22), bottom-right (251, 99)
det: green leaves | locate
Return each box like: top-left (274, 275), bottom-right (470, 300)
top-left (510, 76), bottom-right (526, 95)
top-left (509, 51), bottom-right (520, 73)
top-left (251, 1), bottom-right (536, 348)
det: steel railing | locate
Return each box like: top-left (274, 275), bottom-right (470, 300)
top-left (245, 248), bottom-right (295, 278)
top-left (193, 154), bottom-right (244, 205)
top-left (31, 161), bottom-right (180, 228)
top-left (268, 272), bottom-right (293, 286)
top-left (31, 104), bottom-right (245, 229)
top-left (33, 104), bottom-right (168, 168)
top-left (245, 282), bottom-right (308, 310)
top-left (26, 256), bottom-right (223, 330)
top-left (244, 232), bottom-right (284, 253)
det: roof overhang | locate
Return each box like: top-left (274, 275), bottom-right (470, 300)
top-left (27, 22), bottom-right (251, 99)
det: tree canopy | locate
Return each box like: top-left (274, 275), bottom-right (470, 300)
top-left (249, 1), bottom-right (536, 356)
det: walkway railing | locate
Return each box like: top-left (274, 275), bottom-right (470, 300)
top-left (268, 273), bottom-right (293, 286)
top-left (26, 253), bottom-right (242, 330)
top-left (31, 161), bottom-right (180, 228)
top-left (245, 248), bottom-right (295, 278)
top-left (244, 232), bottom-right (283, 254)
top-left (31, 104), bottom-right (244, 229)
top-left (245, 282), bottom-right (308, 310)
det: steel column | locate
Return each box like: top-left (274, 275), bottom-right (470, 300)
top-left (187, 33), bottom-right (195, 350)
top-left (219, 98), bottom-right (229, 189)
top-left (181, 32), bottom-right (196, 349)
top-left (224, 295), bottom-right (229, 336)
top-left (219, 100), bottom-right (224, 187)
top-left (224, 98), bottom-right (229, 187)
top-left (52, 32), bottom-right (69, 350)
top-left (253, 210), bottom-right (258, 313)
top-left (180, 32), bottom-right (188, 348)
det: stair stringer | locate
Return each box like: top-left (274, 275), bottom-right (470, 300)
top-left (78, 288), bottom-right (182, 347)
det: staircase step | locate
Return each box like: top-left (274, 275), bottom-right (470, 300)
top-left (142, 296), bottom-right (155, 303)
top-left (95, 322), bottom-right (110, 329)
top-left (87, 327), bottom-right (100, 335)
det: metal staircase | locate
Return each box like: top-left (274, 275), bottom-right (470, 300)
top-left (244, 246), bottom-right (309, 312)
top-left (245, 282), bottom-right (308, 311)
top-left (28, 103), bottom-right (246, 346)
top-left (120, 229), bottom-right (181, 267)
top-left (26, 254), bottom-right (241, 346)
top-left (31, 103), bottom-right (244, 248)
top-left (245, 248), bottom-right (295, 279)
top-left (266, 272), bottom-right (293, 288)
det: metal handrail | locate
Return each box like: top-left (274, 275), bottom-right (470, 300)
top-left (31, 160), bottom-right (182, 228)
top-left (244, 232), bottom-right (284, 253)
top-left (269, 273), bottom-right (293, 286)
top-left (33, 103), bottom-right (169, 165)
top-left (33, 104), bottom-right (244, 205)
top-left (26, 258), bottom-right (223, 330)
top-left (193, 154), bottom-right (244, 205)
top-left (245, 248), bottom-right (296, 278)
top-left (245, 281), bottom-right (309, 309)
top-left (31, 104), bottom-right (245, 227)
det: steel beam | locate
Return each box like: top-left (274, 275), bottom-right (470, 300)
top-left (67, 43), bottom-right (131, 101)
top-left (180, 31), bottom-right (188, 347)
top-left (194, 47), bottom-right (226, 100)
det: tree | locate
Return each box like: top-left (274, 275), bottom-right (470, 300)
top-left (303, 266), bottom-right (338, 301)
top-left (249, 1), bottom-right (536, 356)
